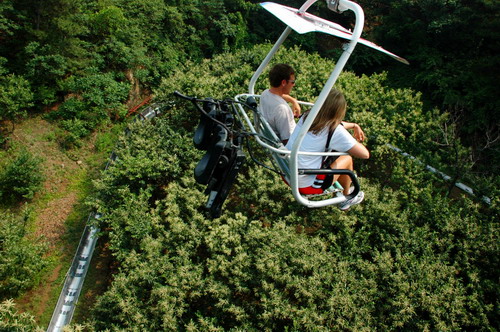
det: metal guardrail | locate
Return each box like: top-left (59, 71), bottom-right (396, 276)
top-left (47, 103), bottom-right (164, 332)
top-left (46, 216), bottom-right (100, 331)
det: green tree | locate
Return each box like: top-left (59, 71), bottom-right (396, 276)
top-left (48, 71), bottom-right (130, 148)
top-left (23, 42), bottom-right (69, 106)
top-left (357, 0), bottom-right (500, 177)
top-left (0, 149), bottom-right (44, 202)
top-left (0, 71), bottom-right (34, 146)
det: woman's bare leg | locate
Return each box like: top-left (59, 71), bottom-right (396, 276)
top-left (331, 155), bottom-right (353, 195)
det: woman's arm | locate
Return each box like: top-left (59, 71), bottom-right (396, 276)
top-left (348, 142), bottom-right (370, 159)
top-left (342, 121), bottom-right (365, 142)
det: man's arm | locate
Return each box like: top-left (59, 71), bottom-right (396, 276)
top-left (282, 94), bottom-right (301, 117)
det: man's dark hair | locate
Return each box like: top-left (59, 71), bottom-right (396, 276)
top-left (269, 64), bottom-right (295, 87)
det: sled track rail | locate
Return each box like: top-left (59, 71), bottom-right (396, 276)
top-left (387, 144), bottom-right (491, 205)
top-left (47, 103), bottom-right (163, 332)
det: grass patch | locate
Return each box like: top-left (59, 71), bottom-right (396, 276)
top-left (17, 254), bottom-right (71, 327)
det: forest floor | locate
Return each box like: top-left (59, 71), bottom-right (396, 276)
top-left (3, 116), bottom-right (118, 328)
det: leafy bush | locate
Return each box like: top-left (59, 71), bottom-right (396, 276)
top-left (47, 71), bottom-right (130, 148)
top-left (0, 73), bottom-right (34, 146)
top-left (157, 44), bottom-right (441, 167)
top-left (23, 41), bottom-right (68, 106)
top-left (0, 299), bottom-right (43, 332)
top-left (0, 211), bottom-right (47, 299)
top-left (57, 118), bottom-right (92, 149)
top-left (0, 149), bottom-right (44, 202)
top-left (88, 136), bottom-right (498, 330)
top-left (0, 74), bottom-right (33, 124)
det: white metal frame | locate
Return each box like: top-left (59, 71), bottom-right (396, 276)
top-left (289, 0), bottom-right (364, 207)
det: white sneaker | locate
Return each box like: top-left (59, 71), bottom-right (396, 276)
top-left (338, 191), bottom-right (365, 211)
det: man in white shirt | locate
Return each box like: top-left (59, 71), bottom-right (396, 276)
top-left (260, 64), bottom-right (301, 144)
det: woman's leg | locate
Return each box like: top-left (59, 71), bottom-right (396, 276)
top-left (330, 155), bottom-right (353, 195)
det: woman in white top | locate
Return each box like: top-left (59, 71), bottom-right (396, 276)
top-left (286, 89), bottom-right (369, 210)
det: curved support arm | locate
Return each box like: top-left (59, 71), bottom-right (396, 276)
top-left (298, 0), bottom-right (319, 12)
top-left (249, 27), bottom-right (292, 95)
top-left (289, 0), bottom-right (365, 207)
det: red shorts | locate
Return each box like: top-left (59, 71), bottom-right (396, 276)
top-left (283, 174), bottom-right (330, 195)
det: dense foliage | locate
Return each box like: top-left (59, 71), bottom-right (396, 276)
top-left (362, 0), bottom-right (500, 143)
top-left (0, 68), bottom-right (33, 146)
top-left (0, 0), bottom-right (497, 328)
top-left (0, 0), bottom-right (260, 147)
top-left (0, 211), bottom-right (47, 299)
top-left (358, 0), bottom-right (500, 179)
top-left (85, 46), bottom-right (499, 330)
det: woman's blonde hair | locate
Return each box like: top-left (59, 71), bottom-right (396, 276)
top-left (306, 89), bottom-right (347, 135)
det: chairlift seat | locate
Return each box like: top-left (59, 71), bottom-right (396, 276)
top-left (241, 95), bottom-right (352, 198)
top-left (232, 0), bottom-right (407, 208)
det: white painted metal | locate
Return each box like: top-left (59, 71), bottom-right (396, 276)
top-left (243, 0), bottom-right (405, 207)
top-left (245, 1), bottom-right (488, 208)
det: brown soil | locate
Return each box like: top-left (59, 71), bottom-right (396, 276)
top-left (34, 193), bottom-right (78, 249)
top-left (16, 263), bottom-right (63, 321)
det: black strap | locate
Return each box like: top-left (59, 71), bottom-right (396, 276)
top-left (321, 127), bottom-right (336, 168)
top-left (325, 123), bottom-right (344, 151)
top-left (325, 127), bottom-right (334, 150)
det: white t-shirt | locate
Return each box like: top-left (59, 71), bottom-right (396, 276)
top-left (259, 89), bottom-right (296, 141)
top-left (285, 118), bottom-right (357, 187)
